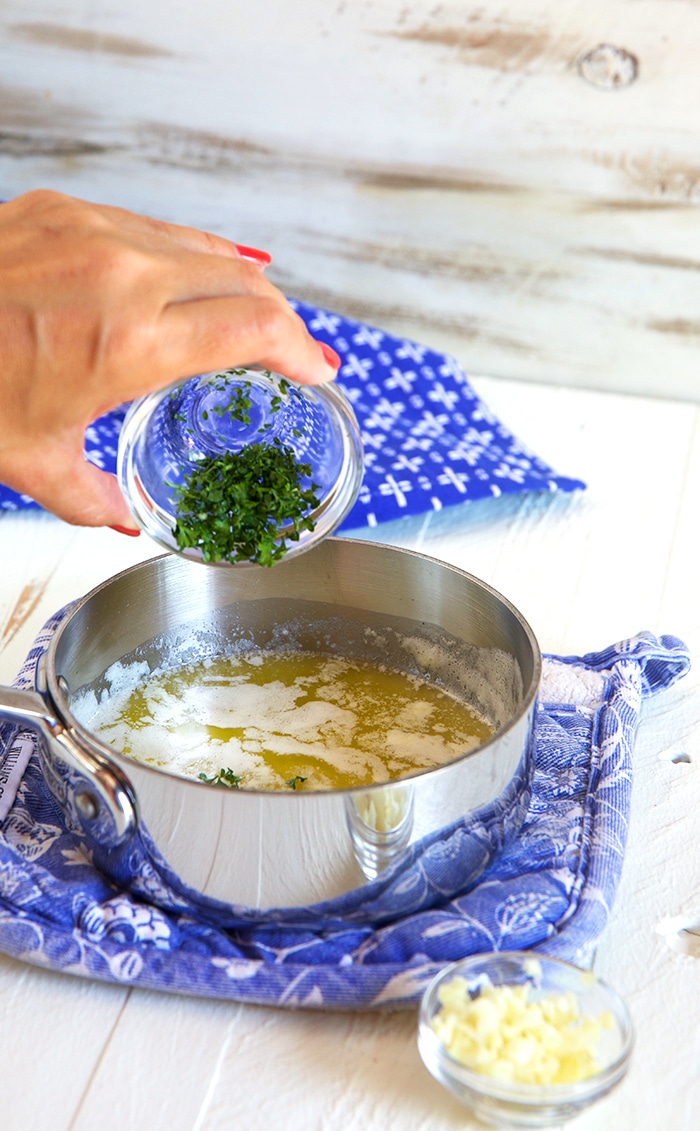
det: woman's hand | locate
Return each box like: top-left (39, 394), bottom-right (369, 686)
top-left (0, 189), bottom-right (340, 529)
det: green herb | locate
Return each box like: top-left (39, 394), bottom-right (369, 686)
top-left (198, 767), bottom-right (242, 789)
top-left (211, 380), bottom-right (253, 426)
top-left (170, 371), bottom-right (317, 566)
top-left (285, 775), bottom-right (307, 790)
top-left (172, 442), bottom-right (320, 565)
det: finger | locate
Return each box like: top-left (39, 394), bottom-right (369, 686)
top-left (140, 245), bottom-right (275, 305)
top-left (156, 294), bottom-right (340, 389)
top-left (92, 200), bottom-right (270, 263)
top-left (10, 189), bottom-right (270, 267)
top-left (4, 440), bottom-right (138, 529)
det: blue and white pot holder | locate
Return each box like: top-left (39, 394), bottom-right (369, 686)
top-left (0, 618), bottom-right (689, 1010)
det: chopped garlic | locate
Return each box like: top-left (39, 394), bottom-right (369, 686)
top-left (431, 975), bottom-right (613, 1086)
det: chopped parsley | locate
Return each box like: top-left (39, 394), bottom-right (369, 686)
top-left (285, 775), bottom-right (307, 790)
top-left (198, 767), bottom-right (242, 789)
top-left (170, 371), bottom-right (320, 566)
top-left (172, 442), bottom-right (320, 565)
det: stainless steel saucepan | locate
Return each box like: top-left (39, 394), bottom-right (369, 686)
top-left (0, 539), bottom-right (541, 912)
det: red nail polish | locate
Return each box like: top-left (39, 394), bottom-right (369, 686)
top-left (109, 525), bottom-right (141, 537)
top-left (318, 341), bottom-right (341, 370)
top-left (234, 244), bottom-right (272, 267)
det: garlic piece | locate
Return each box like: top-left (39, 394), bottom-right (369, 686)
top-left (431, 975), bottom-right (613, 1086)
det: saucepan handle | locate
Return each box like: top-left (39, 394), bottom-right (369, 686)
top-left (0, 684), bottom-right (138, 847)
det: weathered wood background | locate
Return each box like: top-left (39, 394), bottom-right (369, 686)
top-left (1, 0), bottom-right (699, 400)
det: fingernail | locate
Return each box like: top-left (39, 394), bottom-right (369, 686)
top-left (234, 244), bottom-right (272, 267)
top-left (110, 525), bottom-right (141, 537)
top-left (318, 341), bottom-right (341, 370)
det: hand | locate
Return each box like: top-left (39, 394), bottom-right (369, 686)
top-left (0, 189), bottom-right (340, 529)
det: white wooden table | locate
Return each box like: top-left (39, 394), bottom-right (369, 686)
top-left (4, 0), bottom-right (700, 403)
top-left (1, 375), bottom-right (699, 1131)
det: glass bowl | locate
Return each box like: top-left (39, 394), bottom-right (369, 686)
top-left (117, 367), bottom-right (364, 565)
top-left (418, 952), bottom-right (634, 1129)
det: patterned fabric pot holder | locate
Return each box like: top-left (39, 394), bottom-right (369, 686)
top-left (0, 622), bottom-right (689, 1009)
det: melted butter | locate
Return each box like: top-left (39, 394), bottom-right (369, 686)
top-left (85, 651), bottom-right (493, 791)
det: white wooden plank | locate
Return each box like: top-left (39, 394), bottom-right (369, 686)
top-left (2, 0), bottom-right (700, 197)
top-left (199, 1006), bottom-right (472, 1131)
top-left (2, 1), bottom-right (700, 398)
top-left (68, 991), bottom-right (244, 1131)
top-left (0, 514), bottom-right (157, 685)
top-left (0, 954), bottom-right (129, 1131)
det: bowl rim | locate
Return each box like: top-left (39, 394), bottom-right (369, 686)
top-left (418, 950), bottom-right (635, 1105)
top-left (116, 368), bottom-right (365, 565)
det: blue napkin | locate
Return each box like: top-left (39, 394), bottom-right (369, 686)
top-left (0, 300), bottom-right (584, 522)
top-left (0, 612), bottom-right (688, 1009)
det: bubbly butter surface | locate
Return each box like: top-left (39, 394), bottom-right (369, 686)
top-left (78, 651), bottom-right (493, 791)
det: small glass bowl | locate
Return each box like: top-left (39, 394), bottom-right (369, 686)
top-left (418, 952), bottom-right (634, 1129)
top-left (117, 367), bottom-right (364, 565)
